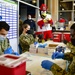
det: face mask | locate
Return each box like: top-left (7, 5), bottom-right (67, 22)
top-left (28, 18), bottom-right (31, 20)
top-left (26, 30), bottom-right (31, 34)
top-left (0, 35), bottom-right (6, 41)
top-left (71, 39), bottom-right (75, 46)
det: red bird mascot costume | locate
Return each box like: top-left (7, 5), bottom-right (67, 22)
top-left (37, 4), bottom-right (53, 41)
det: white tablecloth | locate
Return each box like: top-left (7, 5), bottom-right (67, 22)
top-left (20, 41), bottom-right (70, 75)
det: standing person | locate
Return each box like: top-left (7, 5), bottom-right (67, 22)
top-left (37, 4), bottom-right (53, 41)
top-left (19, 24), bottom-right (34, 53)
top-left (41, 23), bottom-right (75, 75)
top-left (23, 14), bottom-right (36, 35)
top-left (19, 15), bottom-right (23, 36)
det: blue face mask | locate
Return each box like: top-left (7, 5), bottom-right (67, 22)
top-left (0, 35), bottom-right (6, 41)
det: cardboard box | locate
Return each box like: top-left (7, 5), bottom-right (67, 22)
top-left (29, 47), bottom-right (38, 53)
top-left (38, 47), bottom-right (48, 54)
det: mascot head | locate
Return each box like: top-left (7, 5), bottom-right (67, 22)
top-left (40, 4), bottom-right (47, 19)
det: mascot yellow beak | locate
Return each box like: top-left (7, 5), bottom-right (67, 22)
top-left (41, 12), bottom-right (47, 19)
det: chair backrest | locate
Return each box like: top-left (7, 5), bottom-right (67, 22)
top-left (18, 43), bottom-right (22, 54)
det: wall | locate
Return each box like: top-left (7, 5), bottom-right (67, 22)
top-left (9, 38), bottom-right (18, 52)
top-left (20, 3), bottom-right (27, 21)
top-left (51, 0), bottom-right (58, 23)
top-left (0, 0), bottom-right (18, 52)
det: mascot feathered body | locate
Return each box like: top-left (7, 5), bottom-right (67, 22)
top-left (37, 4), bottom-right (53, 41)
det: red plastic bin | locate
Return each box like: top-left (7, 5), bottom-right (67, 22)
top-left (63, 33), bottom-right (71, 42)
top-left (0, 54), bottom-right (27, 75)
top-left (53, 33), bottom-right (62, 42)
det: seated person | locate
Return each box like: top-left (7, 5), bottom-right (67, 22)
top-left (0, 21), bottom-right (19, 55)
top-left (19, 24), bottom-right (34, 53)
top-left (0, 21), bottom-right (10, 55)
top-left (41, 23), bottom-right (75, 75)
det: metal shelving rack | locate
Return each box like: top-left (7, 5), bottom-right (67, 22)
top-left (58, 0), bottom-right (75, 22)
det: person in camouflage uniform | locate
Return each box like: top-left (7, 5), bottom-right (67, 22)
top-left (19, 15), bottom-right (23, 36)
top-left (19, 24), bottom-right (34, 53)
top-left (0, 21), bottom-right (10, 55)
top-left (41, 23), bottom-right (75, 75)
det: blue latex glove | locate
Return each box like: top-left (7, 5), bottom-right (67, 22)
top-left (52, 51), bottom-right (64, 59)
top-left (56, 46), bottom-right (66, 53)
top-left (12, 52), bottom-right (19, 56)
top-left (38, 43), bottom-right (47, 48)
top-left (55, 52), bottom-right (64, 59)
top-left (34, 42), bottom-right (38, 46)
top-left (52, 51), bottom-right (59, 59)
top-left (41, 60), bottom-right (54, 70)
top-left (4, 47), bottom-right (13, 54)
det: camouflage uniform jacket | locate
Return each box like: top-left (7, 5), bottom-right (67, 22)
top-left (0, 38), bottom-right (10, 55)
top-left (19, 33), bottom-right (34, 53)
top-left (19, 19), bottom-right (23, 36)
top-left (50, 42), bottom-right (75, 75)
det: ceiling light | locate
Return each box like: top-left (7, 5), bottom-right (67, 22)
top-left (32, 0), bottom-right (36, 3)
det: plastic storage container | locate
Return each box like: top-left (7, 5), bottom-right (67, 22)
top-left (0, 54), bottom-right (27, 75)
top-left (53, 32), bottom-right (62, 42)
top-left (63, 33), bottom-right (71, 42)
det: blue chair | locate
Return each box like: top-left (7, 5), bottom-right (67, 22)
top-left (18, 43), bottom-right (22, 54)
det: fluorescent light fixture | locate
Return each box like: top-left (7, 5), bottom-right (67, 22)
top-left (32, 0), bottom-right (36, 3)
top-left (73, 3), bottom-right (75, 6)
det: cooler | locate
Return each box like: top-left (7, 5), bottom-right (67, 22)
top-left (0, 54), bottom-right (27, 75)
top-left (53, 32), bottom-right (62, 42)
top-left (63, 33), bottom-right (71, 42)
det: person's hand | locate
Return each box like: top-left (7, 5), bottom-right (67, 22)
top-left (12, 52), bottom-right (19, 56)
top-left (52, 51), bottom-right (64, 59)
top-left (4, 47), bottom-right (13, 54)
top-left (55, 52), bottom-right (64, 59)
top-left (52, 51), bottom-right (59, 59)
top-left (38, 43), bottom-right (47, 48)
top-left (63, 40), bottom-right (68, 44)
top-left (34, 31), bottom-right (36, 34)
top-left (41, 60), bottom-right (54, 70)
top-left (56, 46), bottom-right (66, 53)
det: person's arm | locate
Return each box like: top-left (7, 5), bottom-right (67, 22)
top-left (52, 52), bottom-right (73, 61)
top-left (37, 20), bottom-right (44, 29)
top-left (64, 52), bottom-right (73, 61)
top-left (28, 34), bottom-right (35, 44)
top-left (64, 42), bottom-right (75, 61)
top-left (0, 38), bottom-right (10, 55)
top-left (41, 60), bottom-right (68, 75)
top-left (19, 34), bottom-right (31, 45)
top-left (41, 60), bottom-right (75, 75)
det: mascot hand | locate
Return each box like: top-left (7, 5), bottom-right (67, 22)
top-left (41, 60), bottom-right (54, 70)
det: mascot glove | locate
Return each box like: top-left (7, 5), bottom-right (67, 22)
top-left (52, 51), bottom-right (64, 59)
top-left (41, 60), bottom-right (54, 70)
top-left (4, 46), bottom-right (13, 54)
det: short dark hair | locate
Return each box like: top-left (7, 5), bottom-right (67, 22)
top-left (0, 21), bottom-right (10, 31)
top-left (70, 23), bottom-right (75, 31)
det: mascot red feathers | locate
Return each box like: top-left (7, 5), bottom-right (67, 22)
top-left (37, 4), bottom-right (53, 41)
